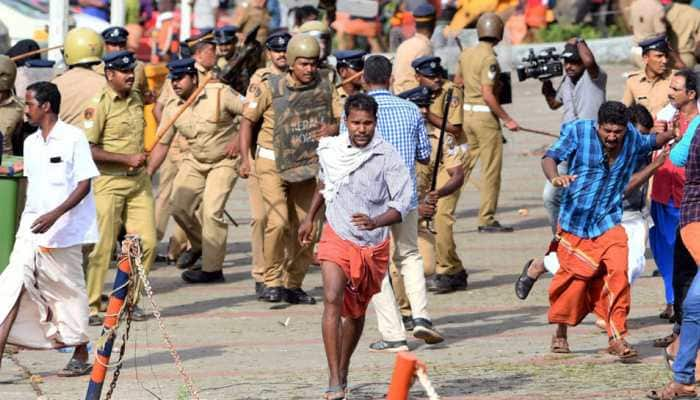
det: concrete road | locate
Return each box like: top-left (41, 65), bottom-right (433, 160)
top-left (0, 64), bottom-right (676, 399)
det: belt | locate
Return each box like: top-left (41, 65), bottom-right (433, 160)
top-left (256, 146), bottom-right (275, 161)
top-left (463, 104), bottom-right (490, 112)
top-left (100, 167), bottom-right (144, 177)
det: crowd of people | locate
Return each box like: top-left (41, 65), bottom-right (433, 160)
top-left (0, 0), bottom-right (699, 398)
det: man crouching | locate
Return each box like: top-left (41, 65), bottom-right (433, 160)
top-left (298, 93), bottom-right (412, 399)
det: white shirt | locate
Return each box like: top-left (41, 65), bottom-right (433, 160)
top-left (21, 119), bottom-right (100, 248)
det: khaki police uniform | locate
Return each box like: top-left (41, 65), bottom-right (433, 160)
top-left (392, 33), bottom-right (433, 94)
top-left (52, 67), bottom-right (107, 127)
top-left (160, 83), bottom-right (244, 272)
top-left (622, 69), bottom-right (673, 116)
top-left (244, 73), bottom-right (342, 289)
top-left (392, 82), bottom-right (466, 316)
top-left (245, 64), bottom-right (285, 283)
top-left (666, 3), bottom-right (700, 68)
top-left (459, 41), bottom-right (505, 227)
top-left (629, 0), bottom-right (666, 68)
top-left (0, 94), bottom-right (24, 154)
top-left (235, 3), bottom-right (271, 44)
top-left (84, 86), bottom-right (156, 315)
top-left (154, 131), bottom-right (190, 260)
top-left (94, 60), bottom-right (149, 100)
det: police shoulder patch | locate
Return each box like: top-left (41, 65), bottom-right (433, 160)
top-left (488, 64), bottom-right (497, 80)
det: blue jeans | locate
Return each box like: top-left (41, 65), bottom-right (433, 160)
top-left (674, 265), bottom-right (700, 384)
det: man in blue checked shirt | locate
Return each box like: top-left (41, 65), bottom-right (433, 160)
top-left (340, 55), bottom-right (444, 351)
top-left (541, 101), bottom-right (674, 360)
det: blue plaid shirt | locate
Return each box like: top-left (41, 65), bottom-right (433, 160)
top-left (545, 120), bottom-right (657, 238)
top-left (340, 89), bottom-right (431, 210)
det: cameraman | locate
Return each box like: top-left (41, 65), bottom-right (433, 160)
top-left (541, 38), bottom-right (607, 124)
top-left (541, 38), bottom-right (607, 231)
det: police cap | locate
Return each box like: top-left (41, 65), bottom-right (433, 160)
top-left (398, 86), bottom-right (432, 107)
top-left (266, 31), bottom-right (292, 52)
top-left (640, 35), bottom-right (670, 54)
top-left (413, 3), bottom-right (436, 23)
top-left (167, 57), bottom-right (197, 79)
top-left (102, 26), bottom-right (129, 44)
top-left (185, 29), bottom-right (215, 48)
top-left (214, 25), bottom-right (238, 45)
top-left (335, 50), bottom-right (366, 71)
top-left (411, 55), bottom-right (443, 77)
top-left (25, 59), bottom-right (55, 68)
top-left (103, 50), bottom-right (136, 71)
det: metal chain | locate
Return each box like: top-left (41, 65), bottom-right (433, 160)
top-left (104, 280), bottom-right (135, 400)
top-left (129, 238), bottom-right (201, 400)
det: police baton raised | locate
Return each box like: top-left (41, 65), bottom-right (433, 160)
top-left (10, 45), bottom-right (64, 62)
top-left (335, 69), bottom-right (362, 89)
top-left (423, 88), bottom-right (454, 234)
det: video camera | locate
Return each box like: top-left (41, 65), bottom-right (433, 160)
top-left (516, 48), bottom-right (563, 82)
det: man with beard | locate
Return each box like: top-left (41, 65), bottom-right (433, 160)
top-left (84, 51), bottom-right (156, 325)
top-left (542, 101), bottom-right (674, 360)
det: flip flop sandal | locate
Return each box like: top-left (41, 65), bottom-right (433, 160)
top-left (550, 336), bottom-right (571, 354)
top-left (57, 358), bottom-right (92, 377)
top-left (647, 382), bottom-right (698, 400)
top-left (655, 333), bottom-right (678, 348)
top-left (323, 385), bottom-right (346, 400)
top-left (515, 259), bottom-right (536, 300)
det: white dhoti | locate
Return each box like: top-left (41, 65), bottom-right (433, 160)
top-left (0, 230), bottom-right (89, 349)
top-left (543, 210), bottom-right (649, 284)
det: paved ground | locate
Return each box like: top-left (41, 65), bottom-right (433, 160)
top-left (0, 64), bottom-right (679, 400)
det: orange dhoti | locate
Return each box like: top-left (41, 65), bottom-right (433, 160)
top-left (317, 224), bottom-right (390, 319)
top-left (548, 226), bottom-right (631, 338)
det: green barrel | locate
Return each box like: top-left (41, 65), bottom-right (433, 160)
top-left (0, 156), bottom-right (24, 273)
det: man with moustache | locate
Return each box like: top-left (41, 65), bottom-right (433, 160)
top-left (542, 101), bottom-right (674, 360)
top-left (334, 50), bottom-right (365, 108)
top-left (83, 51), bottom-right (156, 325)
top-left (623, 35), bottom-right (674, 117)
top-left (147, 57), bottom-right (245, 284)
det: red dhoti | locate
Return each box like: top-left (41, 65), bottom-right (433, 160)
top-left (316, 224), bottom-right (390, 319)
top-left (548, 225), bottom-right (631, 338)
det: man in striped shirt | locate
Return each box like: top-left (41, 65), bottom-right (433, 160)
top-left (340, 55), bottom-right (444, 351)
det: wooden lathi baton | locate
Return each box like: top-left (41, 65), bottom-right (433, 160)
top-left (10, 45), bottom-right (63, 62)
top-left (335, 69), bottom-right (362, 89)
top-left (519, 126), bottom-right (559, 138)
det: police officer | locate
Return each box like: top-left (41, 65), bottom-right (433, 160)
top-left (457, 12), bottom-right (519, 233)
top-left (334, 50), bottom-right (365, 108)
top-left (629, 0), bottom-right (666, 68)
top-left (232, 0), bottom-right (271, 44)
top-left (97, 26), bottom-right (150, 100)
top-left (84, 51), bottom-right (156, 324)
top-left (148, 58), bottom-right (245, 283)
top-left (245, 30), bottom-right (291, 297)
top-left (0, 55), bottom-right (24, 155)
top-left (52, 27), bottom-right (106, 129)
top-left (664, 1), bottom-right (700, 68)
top-left (392, 3), bottom-right (436, 94)
top-left (298, 21), bottom-right (336, 83)
top-left (237, 34), bottom-right (342, 304)
top-left (623, 35), bottom-right (673, 117)
top-left (214, 25), bottom-right (238, 72)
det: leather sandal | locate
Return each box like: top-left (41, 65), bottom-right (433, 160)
top-left (550, 336), bottom-right (570, 354)
top-left (655, 333), bottom-right (678, 348)
top-left (647, 381), bottom-right (697, 399)
top-left (607, 338), bottom-right (638, 361)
